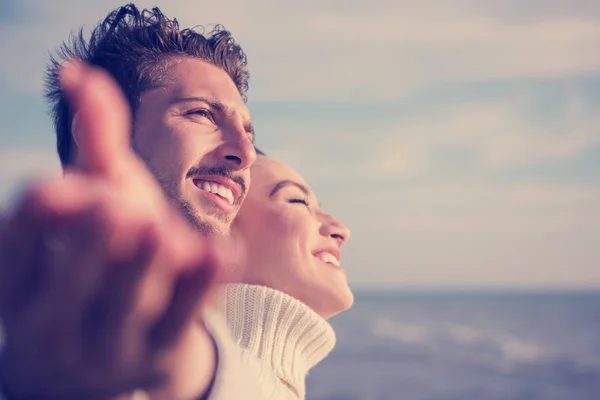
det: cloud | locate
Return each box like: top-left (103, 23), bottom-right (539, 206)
top-left (1, 0), bottom-right (599, 289)
top-left (2, 0), bottom-right (600, 101)
top-left (323, 177), bottom-right (600, 236)
top-left (256, 84), bottom-right (600, 190)
top-left (342, 223), bottom-right (600, 289)
top-left (370, 89), bottom-right (600, 176)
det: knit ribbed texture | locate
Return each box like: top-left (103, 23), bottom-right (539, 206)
top-left (217, 284), bottom-right (336, 399)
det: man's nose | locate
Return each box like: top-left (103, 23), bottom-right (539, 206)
top-left (215, 126), bottom-right (256, 171)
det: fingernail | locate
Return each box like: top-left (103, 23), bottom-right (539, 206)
top-left (70, 111), bottom-right (84, 144)
top-left (59, 59), bottom-right (84, 90)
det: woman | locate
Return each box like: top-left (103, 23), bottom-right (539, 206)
top-left (217, 154), bottom-right (353, 399)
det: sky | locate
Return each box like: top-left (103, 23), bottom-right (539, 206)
top-left (0, 0), bottom-right (599, 290)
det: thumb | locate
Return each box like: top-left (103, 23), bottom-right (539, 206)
top-left (59, 60), bottom-right (133, 179)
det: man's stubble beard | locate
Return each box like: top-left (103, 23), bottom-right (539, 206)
top-left (131, 143), bottom-right (229, 238)
top-left (158, 176), bottom-right (231, 238)
top-left (173, 197), bottom-right (226, 237)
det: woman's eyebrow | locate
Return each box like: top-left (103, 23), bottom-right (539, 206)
top-left (269, 180), bottom-right (309, 198)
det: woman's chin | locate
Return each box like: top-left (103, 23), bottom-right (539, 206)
top-left (315, 286), bottom-right (354, 320)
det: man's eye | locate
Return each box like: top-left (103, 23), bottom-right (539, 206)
top-left (186, 108), bottom-right (215, 123)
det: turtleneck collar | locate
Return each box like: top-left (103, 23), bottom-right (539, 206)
top-left (216, 284), bottom-right (336, 398)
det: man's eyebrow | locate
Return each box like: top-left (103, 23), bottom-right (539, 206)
top-left (269, 180), bottom-right (309, 198)
top-left (171, 96), bottom-right (226, 111)
top-left (172, 96), bottom-right (255, 142)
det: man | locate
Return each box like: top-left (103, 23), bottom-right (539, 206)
top-left (0, 4), bottom-right (262, 399)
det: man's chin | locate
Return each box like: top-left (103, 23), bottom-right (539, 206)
top-left (187, 217), bottom-right (220, 236)
top-left (193, 215), bottom-right (230, 237)
top-left (175, 200), bottom-right (231, 237)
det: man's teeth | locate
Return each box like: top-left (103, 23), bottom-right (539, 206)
top-left (195, 180), bottom-right (234, 204)
top-left (315, 252), bottom-right (340, 267)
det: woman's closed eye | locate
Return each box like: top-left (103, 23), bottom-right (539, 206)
top-left (288, 198), bottom-right (310, 208)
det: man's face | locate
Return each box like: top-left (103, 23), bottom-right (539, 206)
top-left (131, 57), bottom-right (256, 236)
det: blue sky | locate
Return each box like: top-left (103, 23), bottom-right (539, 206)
top-left (1, 0), bottom-right (599, 289)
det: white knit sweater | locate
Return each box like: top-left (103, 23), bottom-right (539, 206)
top-left (216, 284), bottom-right (337, 400)
top-left (0, 285), bottom-right (336, 400)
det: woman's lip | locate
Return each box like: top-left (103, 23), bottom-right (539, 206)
top-left (312, 249), bottom-right (341, 261)
top-left (316, 259), bottom-right (345, 271)
top-left (313, 251), bottom-right (342, 269)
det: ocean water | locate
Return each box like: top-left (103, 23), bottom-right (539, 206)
top-left (307, 292), bottom-right (600, 400)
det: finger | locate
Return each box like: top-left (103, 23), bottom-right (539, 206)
top-left (212, 234), bottom-right (246, 283)
top-left (46, 368), bottom-right (164, 400)
top-left (8, 176), bottom-right (101, 219)
top-left (100, 373), bottom-right (164, 400)
top-left (88, 370), bottom-right (164, 400)
top-left (10, 201), bottom-right (124, 371)
top-left (0, 203), bottom-right (47, 324)
top-left (148, 247), bottom-right (220, 350)
top-left (0, 179), bottom-right (87, 320)
top-left (44, 206), bottom-right (117, 333)
top-left (0, 177), bottom-right (111, 322)
top-left (0, 212), bottom-right (6, 235)
top-left (59, 60), bottom-right (132, 179)
top-left (82, 224), bottom-right (158, 368)
top-left (157, 208), bottom-right (214, 274)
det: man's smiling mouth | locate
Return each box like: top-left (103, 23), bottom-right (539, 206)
top-left (194, 179), bottom-right (234, 205)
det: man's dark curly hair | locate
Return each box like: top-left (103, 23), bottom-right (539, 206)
top-left (45, 3), bottom-right (250, 166)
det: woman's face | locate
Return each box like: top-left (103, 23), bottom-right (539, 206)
top-left (232, 156), bottom-right (353, 319)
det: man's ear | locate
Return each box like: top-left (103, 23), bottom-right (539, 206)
top-left (68, 112), bottom-right (82, 169)
top-left (71, 112), bottom-right (82, 149)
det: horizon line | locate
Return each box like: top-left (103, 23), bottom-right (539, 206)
top-left (351, 286), bottom-right (600, 295)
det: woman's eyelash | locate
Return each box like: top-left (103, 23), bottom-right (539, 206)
top-left (288, 198), bottom-right (310, 207)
